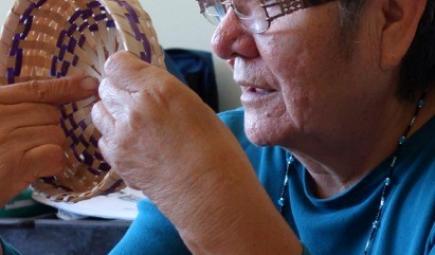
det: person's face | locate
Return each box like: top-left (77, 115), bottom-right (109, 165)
top-left (211, 2), bottom-right (391, 148)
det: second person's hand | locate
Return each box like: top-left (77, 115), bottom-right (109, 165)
top-left (0, 76), bottom-right (98, 207)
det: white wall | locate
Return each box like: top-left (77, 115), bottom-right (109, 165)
top-left (0, 0), bottom-right (241, 111)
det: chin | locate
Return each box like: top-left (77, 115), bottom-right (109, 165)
top-left (243, 107), bottom-right (296, 147)
top-left (244, 121), bottom-right (280, 147)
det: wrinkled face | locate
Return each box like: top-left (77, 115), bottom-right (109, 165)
top-left (212, 2), bottom-right (390, 148)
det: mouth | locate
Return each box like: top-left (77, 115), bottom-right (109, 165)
top-left (240, 83), bottom-right (278, 106)
top-left (246, 86), bottom-right (276, 95)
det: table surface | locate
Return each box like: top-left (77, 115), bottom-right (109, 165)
top-left (0, 217), bottom-right (132, 255)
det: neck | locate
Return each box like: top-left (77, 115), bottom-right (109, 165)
top-left (289, 90), bottom-right (435, 198)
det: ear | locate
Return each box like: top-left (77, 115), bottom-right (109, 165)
top-left (380, 0), bottom-right (427, 70)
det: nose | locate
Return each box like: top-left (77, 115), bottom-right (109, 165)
top-left (211, 9), bottom-right (259, 63)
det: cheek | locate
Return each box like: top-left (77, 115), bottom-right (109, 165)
top-left (260, 38), bottom-right (317, 122)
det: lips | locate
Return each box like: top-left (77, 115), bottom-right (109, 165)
top-left (247, 87), bottom-right (275, 95)
top-left (240, 82), bottom-right (278, 107)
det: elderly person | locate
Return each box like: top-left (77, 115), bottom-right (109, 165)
top-left (106, 0), bottom-right (435, 254)
top-left (1, 0), bottom-right (434, 254)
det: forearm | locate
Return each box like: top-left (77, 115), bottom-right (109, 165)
top-left (150, 158), bottom-right (302, 255)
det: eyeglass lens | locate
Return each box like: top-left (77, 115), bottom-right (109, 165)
top-left (200, 0), bottom-right (270, 33)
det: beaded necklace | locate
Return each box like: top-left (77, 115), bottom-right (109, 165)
top-left (277, 92), bottom-right (428, 254)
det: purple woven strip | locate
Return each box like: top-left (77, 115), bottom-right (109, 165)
top-left (94, 13), bottom-right (107, 21)
top-left (79, 21), bottom-right (90, 32)
top-left (72, 55), bottom-right (79, 66)
top-left (20, 16), bottom-right (33, 39)
top-left (71, 149), bottom-right (100, 176)
top-left (112, 0), bottom-right (152, 63)
top-left (7, 68), bottom-right (15, 84)
top-left (102, 179), bottom-right (124, 195)
top-left (20, 7), bottom-right (33, 24)
top-left (50, 56), bottom-right (57, 76)
top-left (106, 19), bottom-right (115, 28)
top-left (126, 11), bottom-right (138, 24)
top-left (60, 107), bottom-right (68, 118)
top-left (89, 24), bottom-right (99, 32)
top-left (129, 19), bottom-right (142, 40)
top-left (94, 152), bottom-right (104, 161)
top-left (78, 119), bottom-right (87, 130)
top-left (81, 151), bottom-right (94, 165)
top-left (67, 37), bottom-right (77, 53)
top-left (58, 45), bottom-right (67, 61)
top-left (90, 136), bottom-right (99, 147)
top-left (78, 35), bottom-right (86, 47)
top-left (87, 167), bottom-right (100, 175)
top-left (82, 9), bottom-right (93, 20)
top-left (35, 0), bottom-right (48, 8)
top-left (98, 162), bottom-right (111, 172)
top-left (78, 135), bottom-right (90, 147)
top-left (67, 114), bottom-right (79, 130)
top-left (41, 177), bottom-right (73, 192)
top-left (56, 31), bottom-right (66, 48)
top-left (69, 132), bottom-right (80, 145)
top-left (87, 1), bottom-right (101, 9)
top-left (67, 24), bottom-right (78, 36)
top-left (140, 52), bottom-right (148, 61)
top-left (14, 49), bottom-right (23, 76)
top-left (60, 61), bottom-right (70, 76)
top-left (10, 34), bottom-right (20, 56)
top-left (69, 10), bottom-right (82, 24)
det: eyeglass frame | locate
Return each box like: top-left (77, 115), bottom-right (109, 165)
top-left (196, 0), bottom-right (337, 34)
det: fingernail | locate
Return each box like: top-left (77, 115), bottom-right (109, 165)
top-left (80, 77), bottom-right (99, 90)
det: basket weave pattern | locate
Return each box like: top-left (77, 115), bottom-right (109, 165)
top-left (0, 0), bottom-right (164, 202)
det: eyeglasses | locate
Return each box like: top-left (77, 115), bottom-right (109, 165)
top-left (197, 0), bottom-right (335, 34)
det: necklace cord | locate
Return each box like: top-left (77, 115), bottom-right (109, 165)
top-left (277, 92), bottom-right (428, 255)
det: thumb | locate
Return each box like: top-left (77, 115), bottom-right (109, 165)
top-left (104, 51), bottom-right (148, 77)
top-left (0, 76), bottom-right (99, 105)
top-left (104, 51), bottom-right (171, 93)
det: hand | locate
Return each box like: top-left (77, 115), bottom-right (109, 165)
top-left (92, 51), bottom-right (251, 198)
top-left (0, 76), bottom-right (98, 207)
top-left (92, 52), bottom-right (302, 254)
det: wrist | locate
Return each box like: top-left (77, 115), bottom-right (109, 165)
top-left (151, 161), bottom-right (301, 254)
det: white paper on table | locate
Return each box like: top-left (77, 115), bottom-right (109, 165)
top-left (32, 188), bottom-right (147, 221)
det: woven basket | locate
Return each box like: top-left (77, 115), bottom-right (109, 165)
top-left (0, 0), bottom-right (165, 202)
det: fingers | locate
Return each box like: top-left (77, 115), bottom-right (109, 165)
top-left (97, 138), bottom-right (114, 167)
top-left (92, 101), bottom-right (116, 137)
top-left (97, 78), bottom-right (131, 120)
top-left (103, 51), bottom-right (187, 102)
top-left (0, 103), bottom-right (61, 130)
top-left (9, 125), bottom-right (66, 151)
top-left (0, 76), bottom-right (99, 105)
top-left (104, 51), bottom-right (156, 92)
top-left (104, 51), bottom-right (148, 81)
top-left (21, 144), bottom-right (66, 178)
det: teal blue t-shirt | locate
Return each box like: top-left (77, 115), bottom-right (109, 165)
top-left (109, 108), bottom-right (434, 255)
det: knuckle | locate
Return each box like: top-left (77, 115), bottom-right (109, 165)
top-left (105, 51), bottom-right (149, 77)
top-left (127, 108), bottom-right (146, 127)
top-left (29, 78), bottom-right (73, 102)
top-left (98, 78), bottom-right (111, 98)
top-left (91, 102), bottom-right (101, 121)
top-left (28, 80), bottom-right (51, 102)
